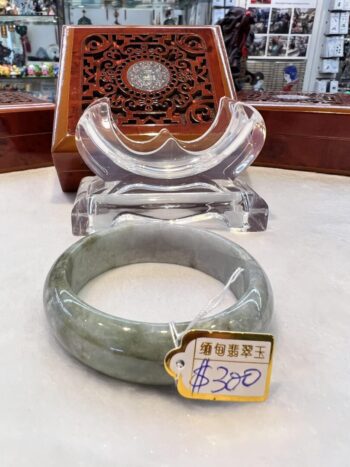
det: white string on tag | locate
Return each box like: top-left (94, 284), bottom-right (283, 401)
top-left (169, 267), bottom-right (244, 347)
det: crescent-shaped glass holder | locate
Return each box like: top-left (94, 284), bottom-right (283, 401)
top-left (72, 97), bottom-right (269, 235)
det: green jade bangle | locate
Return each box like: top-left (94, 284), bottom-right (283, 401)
top-left (44, 224), bottom-right (273, 385)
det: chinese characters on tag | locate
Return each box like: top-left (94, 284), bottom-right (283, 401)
top-left (199, 341), bottom-right (267, 360)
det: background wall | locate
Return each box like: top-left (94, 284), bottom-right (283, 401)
top-left (27, 25), bottom-right (58, 55)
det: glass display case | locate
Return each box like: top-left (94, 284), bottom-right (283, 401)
top-left (64, 0), bottom-right (188, 27)
top-left (0, 0), bottom-right (64, 101)
top-left (1, 1), bottom-right (348, 102)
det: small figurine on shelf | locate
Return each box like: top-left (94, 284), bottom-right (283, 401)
top-left (46, 43), bottom-right (59, 61)
top-left (41, 62), bottom-right (48, 76)
top-left (0, 64), bottom-right (10, 76)
top-left (5, 0), bottom-right (15, 15)
top-left (47, 63), bottom-right (55, 77)
top-left (53, 62), bottom-right (59, 77)
top-left (0, 41), bottom-right (12, 64)
top-left (164, 8), bottom-right (177, 25)
top-left (21, 1), bottom-right (32, 15)
top-left (33, 63), bottom-right (42, 76)
top-left (0, 0), bottom-right (6, 15)
top-left (26, 63), bottom-right (35, 76)
top-left (0, 24), bottom-right (7, 38)
top-left (252, 71), bottom-right (265, 91)
top-left (78, 10), bottom-right (92, 25)
top-left (33, 0), bottom-right (43, 15)
top-left (46, 2), bottom-right (56, 16)
top-left (10, 64), bottom-right (20, 77)
top-left (114, 9), bottom-right (120, 25)
top-left (35, 46), bottom-right (49, 60)
top-left (41, 0), bottom-right (55, 15)
top-left (12, 52), bottom-right (25, 67)
top-left (103, 0), bottom-right (112, 20)
top-left (16, 2), bottom-right (24, 15)
top-left (283, 64), bottom-right (299, 91)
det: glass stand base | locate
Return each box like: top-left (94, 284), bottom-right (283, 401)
top-left (71, 176), bottom-right (269, 236)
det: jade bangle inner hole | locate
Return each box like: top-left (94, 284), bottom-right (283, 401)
top-left (78, 262), bottom-right (237, 323)
top-left (67, 225), bottom-right (251, 325)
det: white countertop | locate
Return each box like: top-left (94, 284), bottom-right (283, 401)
top-left (0, 166), bottom-right (349, 467)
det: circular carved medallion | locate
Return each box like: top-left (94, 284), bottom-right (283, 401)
top-left (126, 60), bottom-right (170, 92)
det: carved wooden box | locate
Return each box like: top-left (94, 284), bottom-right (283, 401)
top-left (239, 91), bottom-right (350, 176)
top-left (0, 91), bottom-right (54, 174)
top-left (52, 26), bottom-right (235, 191)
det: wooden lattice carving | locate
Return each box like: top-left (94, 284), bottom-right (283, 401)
top-left (81, 33), bottom-right (217, 127)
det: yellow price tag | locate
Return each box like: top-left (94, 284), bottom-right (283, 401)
top-left (165, 330), bottom-right (274, 402)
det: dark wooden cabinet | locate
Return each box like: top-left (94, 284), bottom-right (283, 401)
top-left (239, 91), bottom-right (350, 176)
top-left (0, 91), bottom-right (54, 174)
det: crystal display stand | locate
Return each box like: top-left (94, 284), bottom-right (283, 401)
top-left (72, 95), bottom-right (268, 235)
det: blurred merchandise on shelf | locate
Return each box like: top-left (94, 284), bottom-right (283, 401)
top-left (0, 21), bottom-right (59, 64)
top-left (315, 78), bottom-right (340, 93)
top-left (0, 0), bottom-right (57, 16)
top-left (322, 36), bottom-right (344, 58)
top-left (0, 0), bottom-right (349, 101)
top-left (0, 61), bottom-right (58, 77)
top-left (164, 8), bottom-right (177, 25)
top-left (337, 21), bottom-right (350, 92)
top-left (283, 64), bottom-right (298, 91)
top-left (320, 58), bottom-right (340, 73)
top-left (242, 60), bottom-right (306, 92)
top-left (315, 79), bottom-right (328, 93)
top-left (66, 0), bottom-right (187, 27)
top-left (330, 79), bottom-right (339, 92)
top-left (0, 0), bottom-right (60, 100)
top-left (316, 2), bottom-right (350, 93)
